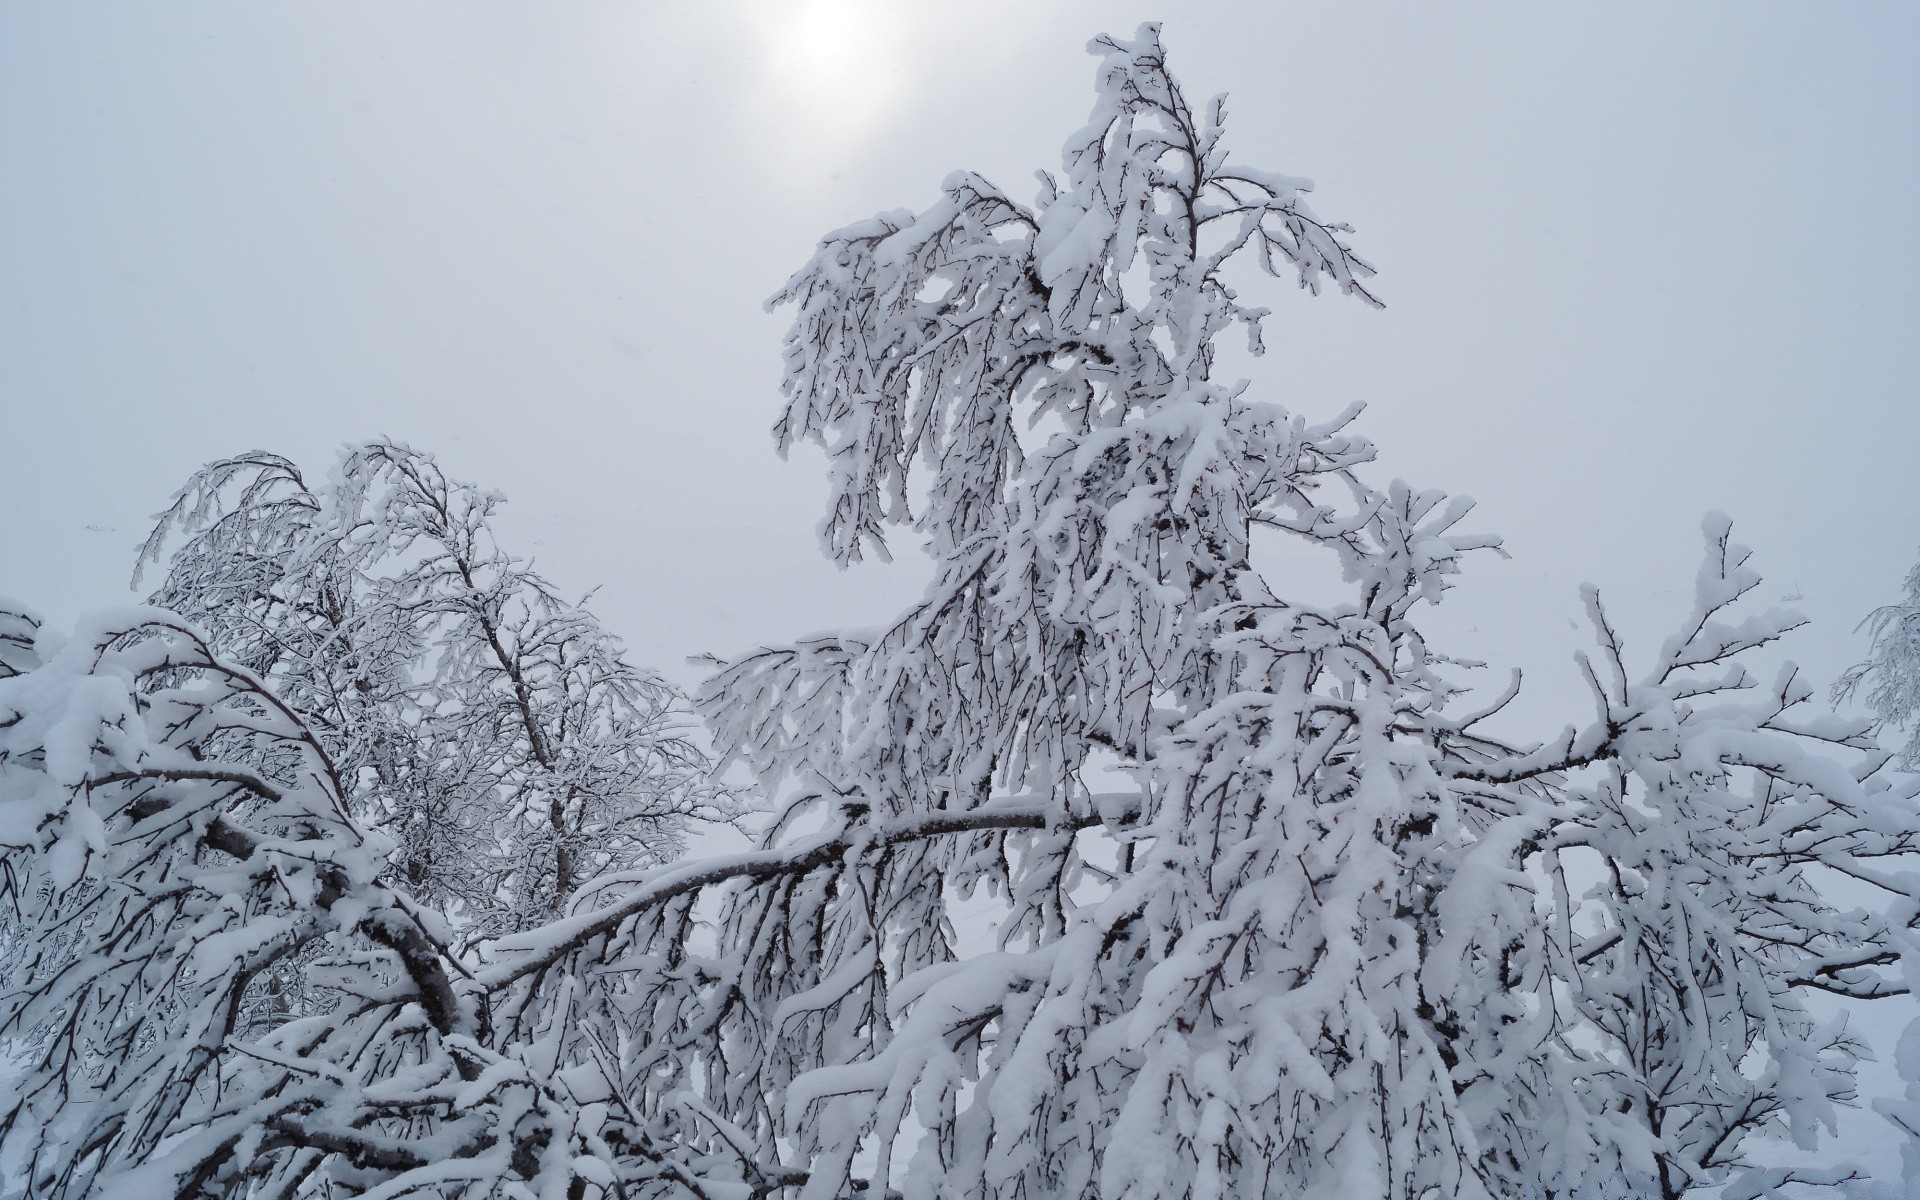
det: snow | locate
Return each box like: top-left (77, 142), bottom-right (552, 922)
top-left (5, 23), bottom-right (1919, 1199)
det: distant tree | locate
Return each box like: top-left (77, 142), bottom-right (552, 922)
top-left (136, 440), bottom-right (714, 931)
top-left (1836, 554), bottom-right (1920, 770)
top-left (1837, 553), bottom-right (1920, 1199)
top-left (2, 24), bottom-right (1916, 1200)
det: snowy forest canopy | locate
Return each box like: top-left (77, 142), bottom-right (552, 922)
top-left (4, 23), bottom-right (1920, 1200)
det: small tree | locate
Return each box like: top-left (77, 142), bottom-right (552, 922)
top-left (136, 440), bottom-right (714, 931)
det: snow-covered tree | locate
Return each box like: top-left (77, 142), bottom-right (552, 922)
top-left (1836, 552), bottom-right (1920, 770)
top-left (4, 24), bottom-right (1918, 1200)
top-left (681, 24), bottom-right (1920, 1199)
top-left (135, 440), bottom-right (714, 931)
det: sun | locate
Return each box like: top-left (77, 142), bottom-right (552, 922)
top-left (745, 0), bottom-right (910, 163)
top-left (767, 0), bottom-right (877, 85)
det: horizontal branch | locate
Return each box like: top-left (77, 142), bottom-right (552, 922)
top-left (1443, 724), bottom-right (1610, 785)
top-left (106, 764), bottom-right (288, 806)
top-left (479, 798), bottom-right (1135, 990)
top-left (1789, 947), bottom-right (1907, 1000)
top-left (265, 1113), bottom-right (437, 1174)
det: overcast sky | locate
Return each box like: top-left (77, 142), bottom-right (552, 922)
top-left (3, 0), bottom-right (1919, 1177)
top-left (4, 2), bottom-right (1915, 691)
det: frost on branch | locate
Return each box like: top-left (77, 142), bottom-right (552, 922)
top-left (136, 440), bottom-right (716, 931)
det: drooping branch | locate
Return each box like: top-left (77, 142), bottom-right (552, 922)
top-left (114, 767), bottom-right (473, 1041)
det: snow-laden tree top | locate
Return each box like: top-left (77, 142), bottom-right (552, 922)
top-left (774, 23), bottom-right (1377, 569)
